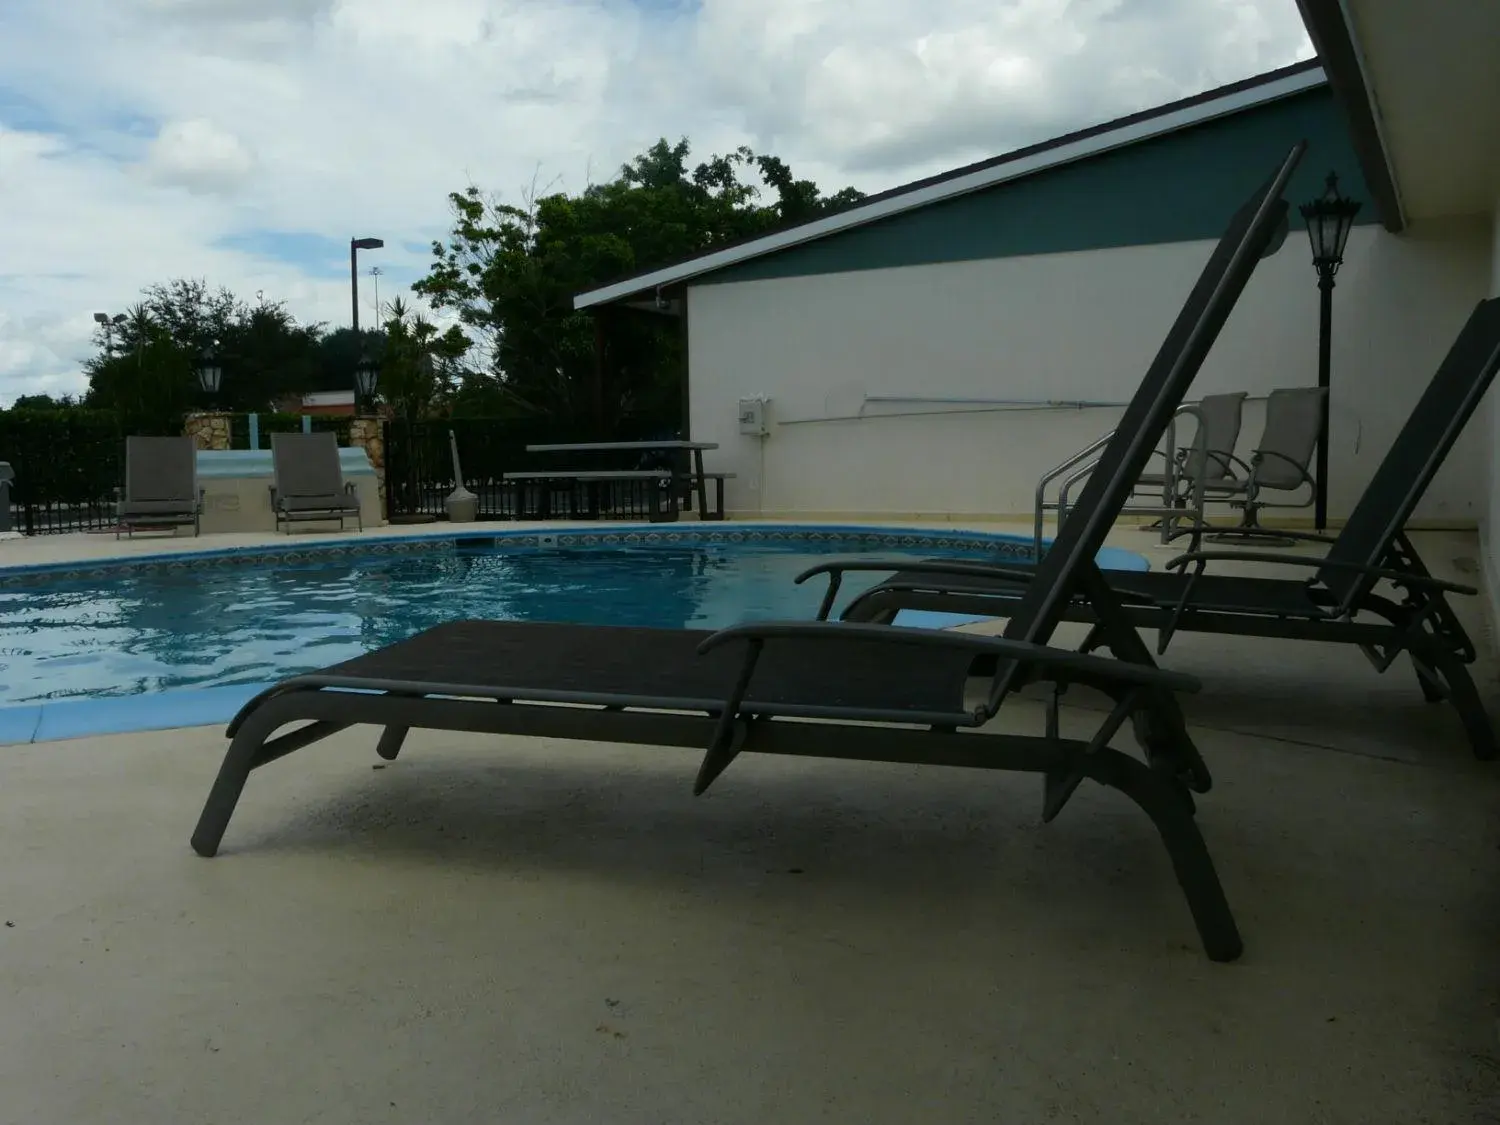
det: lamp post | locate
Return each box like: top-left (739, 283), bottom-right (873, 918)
top-left (353, 352), bottom-right (379, 415)
top-left (349, 236), bottom-right (384, 335)
top-left (1299, 171), bottom-right (1362, 531)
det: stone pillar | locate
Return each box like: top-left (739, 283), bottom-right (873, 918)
top-left (348, 416), bottom-right (386, 514)
top-left (183, 411), bottom-right (231, 450)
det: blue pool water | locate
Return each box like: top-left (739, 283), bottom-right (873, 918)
top-left (0, 529), bottom-right (1146, 708)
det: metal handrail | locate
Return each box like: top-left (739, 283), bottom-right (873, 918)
top-left (1031, 401), bottom-right (1220, 560)
top-left (1033, 430), bottom-right (1114, 558)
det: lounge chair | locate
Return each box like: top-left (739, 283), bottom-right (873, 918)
top-left (269, 431), bottom-right (363, 533)
top-left (189, 143), bottom-right (1306, 962)
top-left (814, 297), bottom-right (1500, 760)
top-left (115, 435), bottom-right (203, 539)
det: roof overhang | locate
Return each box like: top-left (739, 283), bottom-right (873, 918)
top-left (574, 64), bottom-right (1327, 311)
top-left (1293, 0), bottom-right (1404, 231)
top-left (1296, 0), bottom-right (1500, 227)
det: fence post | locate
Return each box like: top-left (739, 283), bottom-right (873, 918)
top-left (248, 413), bottom-right (260, 450)
top-left (301, 414), bottom-right (312, 434)
top-left (182, 411), bottom-right (232, 451)
top-left (348, 417), bottom-right (386, 515)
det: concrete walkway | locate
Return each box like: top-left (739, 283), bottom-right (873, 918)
top-left (0, 528), bottom-right (1498, 1123)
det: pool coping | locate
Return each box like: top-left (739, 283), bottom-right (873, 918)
top-left (0, 521), bottom-right (1148, 584)
top-left (0, 523), bottom-right (1148, 745)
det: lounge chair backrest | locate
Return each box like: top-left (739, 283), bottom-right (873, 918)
top-left (1000, 143), bottom-right (1303, 656)
top-left (271, 431), bottom-right (344, 500)
top-left (125, 435), bottom-right (197, 502)
top-left (1249, 386), bottom-right (1326, 489)
top-left (1182, 392), bottom-right (1248, 484)
top-left (1318, 296), bottom-right (1500, 609)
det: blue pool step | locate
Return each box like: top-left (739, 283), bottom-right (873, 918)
top-left (0, 683), bottom-right (275, 746)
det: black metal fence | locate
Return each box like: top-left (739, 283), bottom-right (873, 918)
top-left (382, 418), bottom-right (669, 521)
top-left (0, 409), bottom-right (184, 534)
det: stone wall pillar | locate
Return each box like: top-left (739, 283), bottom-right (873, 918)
top-left (183, 411), bottom-right (231, 450)
top-left (348, 416), bottom-right (386, 514)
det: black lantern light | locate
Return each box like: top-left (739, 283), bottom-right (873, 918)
top-left (196, 344), bottom-right (223, 396)
top-left (1300, 172), bottom-right (1362, 280)
top-left (1297, 171), bottom-right (1362, 532)
top-left (354, 352), bottom-right (379, 410)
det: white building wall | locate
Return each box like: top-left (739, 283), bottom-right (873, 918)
top-left (688, 219), bottom-right (1492, 521)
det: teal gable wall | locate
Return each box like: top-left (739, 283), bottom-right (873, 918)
top-left (700, 87), bottom-right (1373, 287)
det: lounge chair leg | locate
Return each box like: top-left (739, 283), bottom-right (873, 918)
top-left (1428, 651), bottom-right (1497, 761)
top-left (1078, 623), bottom-right (1107, 654)
top-left (375, 726), bottom-right (408, 761)
top-left (191, 701), bottom-right (349, 857)
top-left (1411, 659), bottom-right (1447, 703)
top-left (1086, 747), bottom-right (1242, 962)
top-left (1073, 565), bottom-right (1212, 792)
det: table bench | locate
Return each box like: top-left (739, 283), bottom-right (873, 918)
top-left (502, 470), bottom-right (737, 523)
top-left (502, 470), bottom-right (679, 522)
top-left (523, 441), bottom-right (729, 521)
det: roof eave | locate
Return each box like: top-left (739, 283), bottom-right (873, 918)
top-left (1294, 0), bottom-right (1406, 232)
top-left (572, 63), bottom-right (1329, 310)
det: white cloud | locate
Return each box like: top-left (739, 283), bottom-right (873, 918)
top-left (0, 0), bottom-right (1313, 404)
top-left (142, 118), bottom-right (257, 195)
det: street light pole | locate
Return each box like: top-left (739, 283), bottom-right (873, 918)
top-left (1298, 172), bottom-right (1362, 531)
top-left (349, 236), bottom-right (385, 335)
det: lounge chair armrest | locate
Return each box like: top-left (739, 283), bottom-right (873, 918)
top-left (794, 557), bottom-right (1043, 621)
top-left (1207, 526), bottom-right (1337, 546)
top-left (1251, 450), bottom-right (1315, 485)
top-left (794, 556), bottom-right (1040, 585)
top-left (698, 620), bottom-right (1202, 693)
top-left (1165, 550), bottom-right (1477, 595)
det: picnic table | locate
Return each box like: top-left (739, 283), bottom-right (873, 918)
top-left (517, 440), bottom-right (729, 521)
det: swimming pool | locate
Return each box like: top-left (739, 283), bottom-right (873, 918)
top-left (0, 525), bottom-right (1146, 737)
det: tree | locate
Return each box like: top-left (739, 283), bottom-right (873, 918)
top-left (7, 393), bottom-right (78, 411)
top-left (412, 138), bottom-right (863, 432)
top-left (376, 298), bottom-right (470, 420)
top-left (83, 279), bottom-right (331, 415)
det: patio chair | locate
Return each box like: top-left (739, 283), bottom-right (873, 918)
top-left (1207, 385), bottom-right (1328, 538)
top-left (814, 297), bottom-right (1500, 761)
top-left (269, 431), bottom-right (363, 533)
top-left (189, 143), bottom-right (1305, 963)
top-left (116, 435), bottom-right (203, 539)
top-left (1128, 391), bottom-right (1248, 547)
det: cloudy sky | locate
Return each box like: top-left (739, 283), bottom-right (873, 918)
top-left (0, 0), bottom-right (1312, 404)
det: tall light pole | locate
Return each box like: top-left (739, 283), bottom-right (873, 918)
top-left (349, 237), bottom-right (384, 335)
top-left (93, 311), bottom-right (125, 356)
top-left (1298, 172), bottom-right (1362, 531)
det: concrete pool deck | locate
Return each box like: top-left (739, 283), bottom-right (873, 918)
top-left (0, 523), bottom-right (1498, 1122)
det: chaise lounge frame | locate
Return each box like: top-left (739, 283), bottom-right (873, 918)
top-left (190, 143), bottom-right (1308, 963)
top-left (814, 297), bottom-right (1500, 760)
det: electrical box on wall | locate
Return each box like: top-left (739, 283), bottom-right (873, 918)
top-left (737, 396), bottom-right (770, 437)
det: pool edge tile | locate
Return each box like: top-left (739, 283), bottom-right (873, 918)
top-left (0, 704), bottom-right (43, 745)
top-left (26, 685), bottom-right (275, 744)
